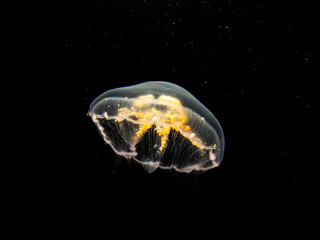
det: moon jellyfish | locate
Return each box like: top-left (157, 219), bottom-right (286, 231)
top-left (88, 81), bottom-right (225, 173)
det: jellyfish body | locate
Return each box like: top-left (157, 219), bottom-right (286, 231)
top-left (88, 81), bottom-right (225, 173)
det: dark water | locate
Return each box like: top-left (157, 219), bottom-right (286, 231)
top-left (5, 0), bottom-right (317, 238)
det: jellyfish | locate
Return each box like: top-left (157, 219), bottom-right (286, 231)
top-left (88, 81), bottom-right (225, 173)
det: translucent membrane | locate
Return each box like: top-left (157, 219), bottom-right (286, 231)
top-left (88, 81), bottom-right (225, 173)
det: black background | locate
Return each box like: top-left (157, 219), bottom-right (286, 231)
top-left (6, 0), bottom-right (318, 238)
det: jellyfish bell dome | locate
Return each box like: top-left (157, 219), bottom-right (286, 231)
top-left (89, 81), bottom-right (225, 173)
